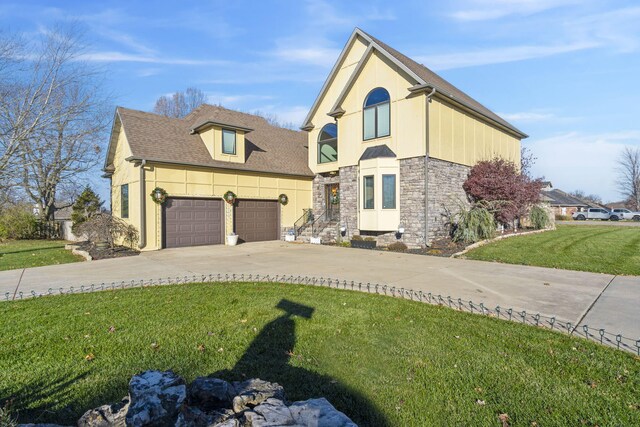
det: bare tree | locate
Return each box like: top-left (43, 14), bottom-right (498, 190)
top-left (1, 25), bottom-right (111, 221)
top-left (617, 146), bottom-right (640, 210)
top-left (569, 190), bottom-right (602, 205)
top-left (520, 146), bottom-right (537, 178)
top-left (153, 87), bottom-right (206, 118)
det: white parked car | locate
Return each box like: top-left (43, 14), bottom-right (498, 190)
top-left (572, 208), bottom-right (612, 221)
top-left (610, 208), bottom-right (640, 221)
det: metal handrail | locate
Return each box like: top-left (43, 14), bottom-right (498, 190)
top-left (294, 209), bottom-right (314, 237)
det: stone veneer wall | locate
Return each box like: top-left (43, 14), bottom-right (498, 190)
top-left (398, 156), bottom-right (427, 247)
top-left (338, 166), bottom-right (358, 240)
top-left (426, 157), bottom-right (471, 241)
top-left (310, 158), bottom-right (469, 247)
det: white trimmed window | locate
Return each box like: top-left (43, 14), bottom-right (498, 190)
top-left (363, 88), bottom-right (390, 140)
top-left (222, 129), bottom-right (236, 155)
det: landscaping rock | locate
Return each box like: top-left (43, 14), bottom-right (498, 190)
top-left (18, 424), bottom-right (71, 427)
top-left (289, 398), bottom-right (357, 427)
top-left (243, 397), bottom-right (357, 427)
top-left (242, 398), bottom-right (295, 426)
top-left (188, 377), bottom-right (235, 410)
top-left (60, 371), bottom-right (355, 427)
top-left (175, 406), bottom-right (235, 427)
top-left (231, 379), bottom-right (285, 413)
top-left (125, 370), bottom-right (186, 426)
top-left (77, 396), bottom-right (129, 427)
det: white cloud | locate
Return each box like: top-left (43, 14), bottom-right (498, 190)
top-left (497, 112), bottom-right (555, 122)
top-left (80, 51), bottom-right (229, 66)
top-left (416, 41), bottom-right (599, 70)
top-left (274, 106), bottom-right (310, 127)
top-left (205, 93), bottom-right (275, 107)
top-left (272, 46), bottom-right (341, 66)
top-left (136, 68), bottom-right (161, 77)
top-left (450, 0), bottom-right (582, 21)
top-left (529, 131), bottom-right (640, 202)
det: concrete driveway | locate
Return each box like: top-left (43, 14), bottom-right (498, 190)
top-left (1, 241), bottom-right (638, 343)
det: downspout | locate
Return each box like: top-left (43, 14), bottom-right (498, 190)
top-left (139, 160), bottom-right (147, 249)
top-left (424, 87), bottom-right (437, 247)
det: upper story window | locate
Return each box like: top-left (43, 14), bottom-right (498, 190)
top-left (318, 123), bottom-right (338, 164)
top-left (363, 88), bottom-right (390, 140)
top-left (222, 129), bottom-right (236, 155)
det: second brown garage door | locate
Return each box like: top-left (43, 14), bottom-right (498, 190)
top-left (163, 198), bottom-right (224, 248)
top-left (234, 199), bottom-right (279, 243)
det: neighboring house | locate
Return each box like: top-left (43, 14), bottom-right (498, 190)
top-left (540, 183), bottom-right (590, 217)
top-left (301, 28), bottom-right (526, 246)
top-left (103, 106), bottom-right (313, 250)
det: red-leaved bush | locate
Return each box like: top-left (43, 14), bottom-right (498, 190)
top-left (463, 158), bottom-right (544, 224)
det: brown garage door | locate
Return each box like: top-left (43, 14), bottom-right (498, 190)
top-left (234, 199), bottom-right (279, 243)
top-left (163, 198), bottom-right (223, 248)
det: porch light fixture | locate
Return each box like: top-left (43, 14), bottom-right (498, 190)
top-left (397, 224), bottom-right (405, 235)
top-left (154, 189), bottom-right (163, 200)
top-left (340, 225), bottom-right (346, 237)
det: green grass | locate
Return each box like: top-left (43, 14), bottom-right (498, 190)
top-left (0, 240), bottom-right (83, 271)
top-left (465, 225), bottom-right (640, 276)
top-left (1, 283), bottom-right (638, 426)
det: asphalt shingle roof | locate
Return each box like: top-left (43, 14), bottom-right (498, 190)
top-left (541, 189), bottom-right (590, 207)
top-left (115, 105), bottom-right (313, 177)
top-left (359, 144), bottom-right (397, 161)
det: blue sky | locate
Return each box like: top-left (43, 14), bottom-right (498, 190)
top-left (2, 0), bottom-right (640, 202)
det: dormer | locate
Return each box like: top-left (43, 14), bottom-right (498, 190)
top-left (190, 121), bottom-right (253, 164)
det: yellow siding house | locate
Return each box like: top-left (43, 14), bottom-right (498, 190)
top-left (104, 105), bottom-right (313, 250)
top-left (301, 28), bottom-right (527, 246)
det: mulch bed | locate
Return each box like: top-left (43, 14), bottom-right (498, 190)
top-left (76, 241), bottom-right (140, 260)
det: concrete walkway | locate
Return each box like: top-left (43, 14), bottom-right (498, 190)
top-left (1, 241), bottom-right (638, 341)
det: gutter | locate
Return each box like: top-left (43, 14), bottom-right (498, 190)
top-left (124, 156), bottom-right (315, 180)
top-left (424, 87), bottom-right (436, 247)
top-left (138, 160), bottom-right (147, 249)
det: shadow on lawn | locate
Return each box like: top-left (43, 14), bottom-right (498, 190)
top-left (212, 298), bottom-right (390, 427)
top-left (2, 299), bottom-right (389, 426)
top-left (0, 370), bottom-right (91, 423)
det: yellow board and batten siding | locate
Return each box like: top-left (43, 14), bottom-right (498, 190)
top-left (307, 37), bottom-right (521, 174)
top-left (428, 98), bottom-right (520, 167)
top-left (110, 126), bottom-right (140, 230)
top-left (110, 123), bottom-right (312, 251)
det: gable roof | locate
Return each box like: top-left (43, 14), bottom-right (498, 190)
top-left (302, 28), bottom-right (527, 139)
top-left (104, 105), bottom-right (313, 178)
top-left (541, 189), bottom-right (590, 207)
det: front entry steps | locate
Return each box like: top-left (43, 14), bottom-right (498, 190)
top-left (295, 221), bottom-right (339, 244)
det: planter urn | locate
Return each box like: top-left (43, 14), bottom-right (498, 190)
top-left (227, 234), bottom-right (239, 246)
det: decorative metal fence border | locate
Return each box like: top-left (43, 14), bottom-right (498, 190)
top-left (5, 273), bottom-right (639, 355)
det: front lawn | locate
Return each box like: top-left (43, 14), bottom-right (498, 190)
top-left (464, 225), bottom-right (640, 276)
top-left (1, 283), bottom-right (638, 426)
top-left (0, 240), bottom-right (83, 271)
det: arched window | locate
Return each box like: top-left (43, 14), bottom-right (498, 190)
top-left (318, 123), bottom-right (338, 164)
top-left (363, 88), bottom-right (390, 140)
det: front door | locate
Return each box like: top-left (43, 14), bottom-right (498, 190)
top-left (325, 184), bottom-right (340, 221)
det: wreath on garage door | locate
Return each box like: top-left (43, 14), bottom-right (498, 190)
top-left (223, 190), bottom-right (237, 205)
top-left (278, 194), bottom-right (289, 206)
top-left (150, 187), bottom-right (168, 204)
